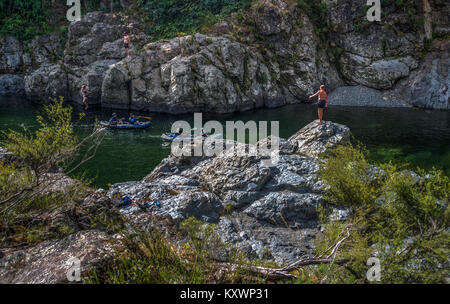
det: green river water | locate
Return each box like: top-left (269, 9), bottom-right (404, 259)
top-left (1, 96), bottom-right (449, 188)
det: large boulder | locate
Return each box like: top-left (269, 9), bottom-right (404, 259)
top-left (288, 120), bottom-right (350, 158)
top-left (326, 0), bottom-right (423, 90)
top-left (392, 39), bottom-right (449, 110)
top-left (0, 34), bottom-right (63, 76)
top-left (107, 121), bottom-right (350, 262)
top-left (339, 54), bottom-right (418, 90)
top-left (101, 60), bottom-right (132, 109)
top-left (0, 191), bottom-right (125, 283)
top-left (326, 0), bottom-right (450, 108)
top-left (0, 230), bottom-right (116, 284)
top-left (64, 11), bottom-right (149, 66)
top-left (24, 64), bottom-right (68, 101)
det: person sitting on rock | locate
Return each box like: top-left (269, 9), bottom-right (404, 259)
top-left (80, 85), bottom-right (89, 110)
top-left (309, 85), bottom-right (328, 125)
top-left (123, 32), bottom-right (130, 57)
top-left (128, 113), bottom-right (140, 125)
top-left (109, 113), bottom-right (120, 125)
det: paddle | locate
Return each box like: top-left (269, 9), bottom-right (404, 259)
top-left (138, 116), bottom-right (152, 120)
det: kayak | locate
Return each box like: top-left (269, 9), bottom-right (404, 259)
top-left (161, 133), bottom-right (222, 142)
top-left (161, 133), bottom-right (179, 142)
top-left (101, 121), bottom-right (152, 129)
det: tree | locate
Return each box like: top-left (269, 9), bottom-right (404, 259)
top-left (0, 97), bottom-right (105, 219)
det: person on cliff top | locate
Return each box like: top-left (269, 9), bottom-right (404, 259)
top-left (123, 32), bottom-right (130, 57)
top-left (80, 85), bottom-right (89, 110)
top-left (109, 113), bottom-right (120, 125)
top-left (128, 113), bottom-right (140, 125)
top-left (309, 85), bottom-right (328, 125)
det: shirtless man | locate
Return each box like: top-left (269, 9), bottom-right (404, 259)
top-left (123, 32), bottom-right (130, 57)
top-left (81, 85), bottom-right (89, 110)
top-left (309, 85), bottom-right (328, 125)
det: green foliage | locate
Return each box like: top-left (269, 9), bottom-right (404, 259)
top-left (296, 0), bottom-right (328, 35)
top-left (86, 217), bottom-right (263, 284)
top-left (137, 0), bottom-right (251, 40)
top-left (318, 143), bottom-right (382, 209)
top-left (0, 97), bottom-right (81, 221)
top-left (317, 144), bottom-right (450, 283)
top-left (4, 97), bottom-right (76, 174)
top-left (0, 0), bottom-right (106, 41)
top-left (0, 0), bottom-right (50, 40)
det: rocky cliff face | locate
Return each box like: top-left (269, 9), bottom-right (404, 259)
top-left (0, 0), bottom-right (448, 110)
top-left (0, 120), bottom-right (350, 282)
top-left (325, 0), bottom-right (449, 109)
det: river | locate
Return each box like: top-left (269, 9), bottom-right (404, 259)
top-left (1, 96), bottom-right (449, 188)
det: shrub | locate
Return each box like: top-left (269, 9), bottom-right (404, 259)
top-left (137, 0), bottom-right (251, 40)
top-left (85, 217), bottom-right (263, 283)
top-left (0, 97), bottom-right (103, 222)
top-left (316, 144), bottom-right (450, 283)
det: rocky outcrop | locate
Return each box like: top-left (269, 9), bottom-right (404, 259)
top-left (107, 121), bottom-right (349, 262)
top-left (30, 34), bottom-right (64, 69)
top-left (392, 39), bottom-right (449, 110)
top-left (64, 11), bottom-right (149, 66)
top-left (1, 33), bottom-right (64, 98)
top-left (22, 12), bottom-right (149, 104)
top-left (288, 121), bottom-right (350, 158)
top-left (24, 64), bottom-right (68, 100)
top-left (0, 191), bottom-right (125, 283)
top-left (101, 34), bottom-right (280, 112)
top-left (326, 0), bottom-right (449, 109)
top-left (327, 0), bottom-right (424, 90)
top-left (0, 74), bottom-right (24, 96)
top-left (0, 230), bottom-right (115, 284)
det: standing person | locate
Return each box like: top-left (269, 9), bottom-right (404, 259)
top-left (309, 85), bottom-right (328, 125)
top-left (80, 85), bottom-right (89, 110)
top-left (123, 32), bottom-right (130, 57)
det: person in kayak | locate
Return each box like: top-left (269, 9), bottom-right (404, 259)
top-left (309, 85), bottom-right (328, 125)
top-left (128, 113), bottom-right (140, 125)
top-left (109, 113), bottom-right (120, 125)
top-left (80, 85), bottom-right (89, 110)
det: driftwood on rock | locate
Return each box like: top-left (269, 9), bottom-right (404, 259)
top-left (215, 225), bottom-right (352, 281)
